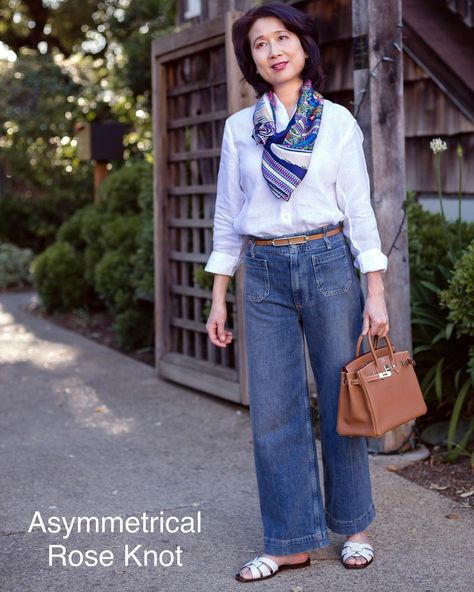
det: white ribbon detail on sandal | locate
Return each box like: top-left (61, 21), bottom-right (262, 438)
top-left (341, 541), bottom-right (374, 564)
top-left (241, 555), bottom-right (279, 579)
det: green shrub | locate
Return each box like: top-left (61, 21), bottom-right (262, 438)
top-left (56, 207), bottom-right (89, 250)
top-left (94, 250), bottom-right (135, 313)
top-left (93, 215), bottom-right (142, 315)
top-left (31, 242), bottom-right (90, 313)
top-left (407, 194), bottom-right (474, 463)
top-left (101, 215), bottom-right (141, 253)
top-left (77, 205), bottom-right (111, 285)
top-left (113, 307), bottom-right (153, 352)
top-left (79, 203), bottom-right (109, 245)
top-left (0, 243), bottom-right (34, 289)
top-left (407, 197), bottom-right (474, 284)
top-left (132, 171), bottom-right (154, 301)
top-left (0, 188), bottom-right (91, 254)
top-left (440, 240), bottom-right (474, 338)
top-left (31, 159), bottom-right (154, 351)
top-left (98, 160), bottom-right (150, 214)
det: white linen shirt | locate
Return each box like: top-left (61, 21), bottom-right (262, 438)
top-left (204, 94), bottom-right (388, 277)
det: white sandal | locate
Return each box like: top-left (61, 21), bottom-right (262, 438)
top-left (235, 554), bottom-right (310, 583)
top-left (341, 541), bottom-right (374, 569)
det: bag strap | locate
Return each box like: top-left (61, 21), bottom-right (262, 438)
top-left (355, 333), bottom-right (396, 372)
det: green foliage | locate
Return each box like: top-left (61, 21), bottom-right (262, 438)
top-left (0, 242), bottom-right (33, 289)
top-left (94, 250), bottom-right (134, 313)
top-left (0, 1), bottom-right (178, 260)
top-left (31, 159), bottom-right (154, 348)
top-left (0, 53), bottom-right (94, 252)
top-left (440, 241), bottom-right (474, 338)
top-left (0, 0), bottom-right (172, 352)
top-left (56, 208), bottom-right (89, 250)
top-left (108, 0), bottom-right (175, 100)
top-left (31, 242), bottom-right (92, 313)
top-left (93, 213), bottom-right (142, 313)
top-left (407, 193), bottom-right (474, 464)
top-left (0, 0), bottom-right (178, 256)
top-left (98, 162), bottom-right (149, 214)
top-left (80, 204), bottom-right (109, 244)
top-left (0, 54), bottom-right (92, 191)
top-left (0, 187), bottom-right (92, 254)
top-left (102, 215), bottom-right (142, 252)
top-left (131, 172), bottom-right (154, 300)
top-left (113, 308), bottom-right (154, 352)
top-left (194, 267), bottom-right (214, 292)
top-left (0, 0), bottom-right (106, 56)
top-left (407, 196), bottom-right (474, 284)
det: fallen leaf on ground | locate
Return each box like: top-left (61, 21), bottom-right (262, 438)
top-left (429, 483), bottom-right (448, 491)
top-left (386, 464), bottom-right (399, 472)
top-left (446, 513), bottom-right (461, 519)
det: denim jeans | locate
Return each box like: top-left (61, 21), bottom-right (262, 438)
top-left (242, 222), bottom-right (376, 556)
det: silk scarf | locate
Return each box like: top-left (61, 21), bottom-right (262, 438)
top-left (251, 78), bottom-right (324, 201)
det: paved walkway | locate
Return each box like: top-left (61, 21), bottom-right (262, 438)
top-left (0, 291), bottom-right (471, 592)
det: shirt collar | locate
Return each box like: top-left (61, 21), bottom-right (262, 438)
top-left (263, 92), bottom-right (297, 132)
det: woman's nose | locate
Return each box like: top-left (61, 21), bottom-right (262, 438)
top-left (268, 44), bottom-right (283, 59)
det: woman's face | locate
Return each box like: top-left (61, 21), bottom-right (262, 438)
top-left (248, 16), bottom-right (308, 88)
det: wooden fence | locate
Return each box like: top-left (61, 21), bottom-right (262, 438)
top-left (151, 11), bottom-right (255, 404)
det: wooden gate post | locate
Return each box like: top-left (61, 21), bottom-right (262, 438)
top-left (352, 0), bottom-right (414, 453)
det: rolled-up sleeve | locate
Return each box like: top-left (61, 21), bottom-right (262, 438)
top-left (204, 119), bottom-right (246, 276)
top-left (335, 119), bottom-right (388, 274)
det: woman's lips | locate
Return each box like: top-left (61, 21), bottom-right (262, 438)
top-left (272, 62), bottom-right (288, 71)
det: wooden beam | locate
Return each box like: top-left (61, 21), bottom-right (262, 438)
top-left (352, 0), bottom-right (413, 453)
top-left (152, 55), bottom-right (171, 369)
top-left (158, 353), bottom-right (240, 403)
top-left (224, 9), bottom-right (254, 406)
top-left (152, 15), bottom-right (226, 59)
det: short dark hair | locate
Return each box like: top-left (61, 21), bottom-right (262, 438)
top-left (232, 2), bottom-right (325, 98)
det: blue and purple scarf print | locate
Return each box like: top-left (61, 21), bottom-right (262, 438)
top-left (251, 79), bottom-right (324, 201)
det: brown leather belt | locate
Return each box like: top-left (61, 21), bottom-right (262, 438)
top-left (252, 224), bottom-right (343, 246)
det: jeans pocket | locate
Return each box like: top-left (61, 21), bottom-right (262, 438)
top-left (311, 245), bottom-right (352, 296)
top-left (244, 255), bottom-right (270, 302)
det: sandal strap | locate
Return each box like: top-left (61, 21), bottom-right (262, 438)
top-left (257, 555), bottom-right (279, 573)
top-left (241, 555), bottom-right (278, 578)
top-left (341, 541), bottom-right (374, 562)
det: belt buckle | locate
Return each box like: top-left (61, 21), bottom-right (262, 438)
top-left (271, 234), bottom-right (308, 246)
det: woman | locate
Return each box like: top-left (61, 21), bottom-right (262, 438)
top-left (204, 2), bottom-right (389, 583)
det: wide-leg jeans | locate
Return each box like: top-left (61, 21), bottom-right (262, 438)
top-left (242, 222), bottom-right (376, 556)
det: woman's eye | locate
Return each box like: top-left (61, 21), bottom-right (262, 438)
top-left (256, 35), bottom-right (287, 48)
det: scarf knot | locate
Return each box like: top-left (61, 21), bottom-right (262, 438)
top-left (253, 120), bottom-right (276, 145)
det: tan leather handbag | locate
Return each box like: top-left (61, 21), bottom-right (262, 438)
top-left (336, 333), bottom-right (428, 438)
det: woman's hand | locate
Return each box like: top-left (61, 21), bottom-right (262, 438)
top-left (206, 274), bottom-right (233, 348)
top-left (361, 271), bottom-right (389, 337)
top-left (206, 302), bottom-right (233, 348)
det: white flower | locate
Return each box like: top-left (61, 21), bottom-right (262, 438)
top-left (430, 138), bottom-right (447, 155)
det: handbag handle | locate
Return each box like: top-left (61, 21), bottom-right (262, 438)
top-left (355, 333), bottom-right (396, 372)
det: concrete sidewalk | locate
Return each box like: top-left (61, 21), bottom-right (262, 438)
top-left (0, 291), bottom-right (471, 592)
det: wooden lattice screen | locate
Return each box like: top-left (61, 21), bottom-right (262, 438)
top-left (151, 12), bottom-right (254, 404)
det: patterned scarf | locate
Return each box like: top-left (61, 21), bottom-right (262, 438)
top-left (252, 79), bottom-right (324, 201)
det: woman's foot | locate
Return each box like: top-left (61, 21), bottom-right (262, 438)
top-left (237, 551), bottom-right (310, 581)
top-left (344, 530), bottom-right (371, 566)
